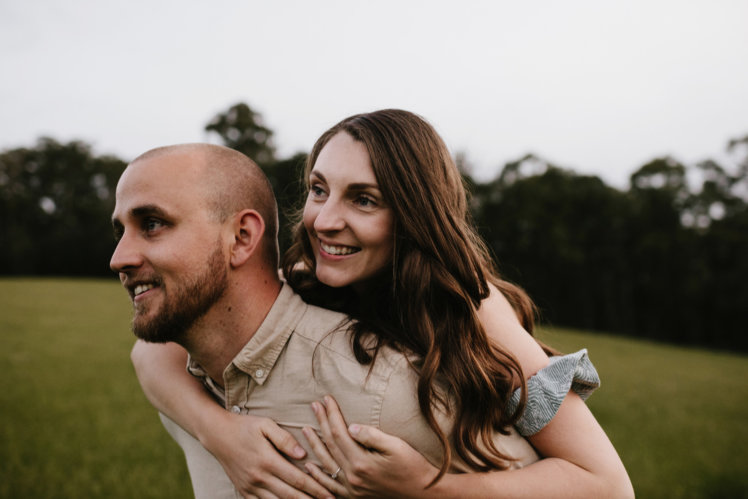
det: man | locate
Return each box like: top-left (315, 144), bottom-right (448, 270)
top-left (111, 144), bottom-right (538, 498)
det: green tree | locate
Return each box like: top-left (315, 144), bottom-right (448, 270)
top-left (0, 138), bottom-right (126, 275)
top-left (204, 102), bottom-right (276, 166)
top-left (473, 156), bottom-right (633, 331)
top-left (694, 136), bottom-right (748, 350)
top-left (625, 157), bottom-right (700, 342)
top-left (469, 146), bottom-right (748, 351)
top-left (264, 153), bottom-right (308, 253)
top-left (204, 102), bottom-right (308, 253)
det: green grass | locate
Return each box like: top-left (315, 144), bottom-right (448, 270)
top-left (537, 328), bottom-right (748, 498)
top-left (0, 278), bottom-right (192, 498)
top-left (1, 278), bottom-right (747, 498)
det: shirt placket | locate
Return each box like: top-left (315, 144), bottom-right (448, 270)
top-left (222, 364), bottom-right (253, 415)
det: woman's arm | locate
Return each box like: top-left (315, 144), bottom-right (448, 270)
top-left (306, 396), bottom-right (634, 499)
top-left (302, 285), bottom-right (633, 498)
top-left (476, 282), bottom-right (550, 377)
top-left (130, 340), bottom-right (334, 499)
top-left (131, 340), bottom-right (216, 435)
top-left (476, 284), bottom-right (633, 496)
top-left (427, 392), bottom-right (633, 498)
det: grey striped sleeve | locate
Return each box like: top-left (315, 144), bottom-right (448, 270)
top-left (508, 349), bottom-right (601, 436)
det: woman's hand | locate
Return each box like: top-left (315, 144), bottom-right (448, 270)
top-left (302, 395), bottom-right (440, 499)
top-left (131, 341), bottom-right (334, 498)
top-left (202, 410), bottom-right (335, 499)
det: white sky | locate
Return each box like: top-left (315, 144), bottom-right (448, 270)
top-left (1, 0), bottom-right (747, 188)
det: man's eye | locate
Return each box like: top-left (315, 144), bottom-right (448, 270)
top-left (144, 218), bottom-right (164, 232)
top-left (112, 222), bottom-right (124, 241)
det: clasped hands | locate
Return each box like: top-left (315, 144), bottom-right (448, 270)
top-left (206, 396), bottom-right (438, 499)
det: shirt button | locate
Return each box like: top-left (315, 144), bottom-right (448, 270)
top-left (255, 369), bottom-right (265, 378)
top-left (230, 405), bottom-right (241, 414)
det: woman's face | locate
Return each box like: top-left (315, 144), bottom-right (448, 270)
top-left (303, 131), bottom-right (395, 290)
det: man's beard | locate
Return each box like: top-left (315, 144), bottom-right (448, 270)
top-left (132, 242), bottom-right (228, 344)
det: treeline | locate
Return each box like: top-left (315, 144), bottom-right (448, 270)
top-left (470, 152), bottom-right (748, 352)
top-left (1, 102), bottom-right (746, 351)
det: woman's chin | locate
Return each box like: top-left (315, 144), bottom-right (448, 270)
top-left (315, 270), bottom-right (354, 289)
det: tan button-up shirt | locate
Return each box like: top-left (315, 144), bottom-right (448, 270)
top-left (161, 284), bottom-right (538, 498)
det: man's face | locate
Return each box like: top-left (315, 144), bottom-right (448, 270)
top-left (110, 152), bottom-right (229, 343)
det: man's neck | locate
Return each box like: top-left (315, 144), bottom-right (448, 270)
top-left (183, 280), bottom-right (282, 387)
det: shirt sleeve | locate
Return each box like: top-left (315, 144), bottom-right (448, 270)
top-left (508, 348), bottom-right (601, 436)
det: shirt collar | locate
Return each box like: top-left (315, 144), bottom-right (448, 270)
top-left (227, 283), bottom-right (308, 385)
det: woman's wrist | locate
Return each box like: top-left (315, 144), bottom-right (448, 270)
top-left (194, 404), bottom-right (231, 449)
top-left (423, 473), bottom-right (457, 499)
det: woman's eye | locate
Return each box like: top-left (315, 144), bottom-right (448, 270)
top-left (310, 185), bottom-right (327, 197)
top-left (355, 195), bottom-right (377, 208)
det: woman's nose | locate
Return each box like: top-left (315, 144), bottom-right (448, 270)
top-left (313, 198), bottom-right (346, 233)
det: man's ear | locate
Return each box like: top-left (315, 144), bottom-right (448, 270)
top-left (230, 209), bottom-right (265, 267)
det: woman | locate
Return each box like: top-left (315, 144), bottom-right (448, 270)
top-left (132, 110), bottom-right (633, 498)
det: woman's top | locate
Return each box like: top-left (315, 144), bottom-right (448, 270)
top-left (509, 349), bottom-right (600, 436)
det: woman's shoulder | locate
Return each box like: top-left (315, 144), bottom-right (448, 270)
top-left (510, 349), bottom-right (602, 436)
top-left (479, 283), bottom-right (550, 376)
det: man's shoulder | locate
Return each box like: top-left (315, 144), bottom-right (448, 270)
top-left (291, 300), bottom-right (352, 346)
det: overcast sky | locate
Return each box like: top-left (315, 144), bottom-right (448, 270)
top-left (2, 0), bottom-right (747, 188)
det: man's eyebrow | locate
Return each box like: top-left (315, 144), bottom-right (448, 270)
top-left (130, 204), bottom-right (171, 219)
top-left (111, 204), bottom-right (172, 226)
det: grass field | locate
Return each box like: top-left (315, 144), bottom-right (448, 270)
top-left (1, 278), bottom-right (747, 498)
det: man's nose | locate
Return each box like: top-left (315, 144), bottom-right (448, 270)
top-left (109, 231), bottom-right (143, 274)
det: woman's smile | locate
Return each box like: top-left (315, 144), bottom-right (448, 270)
top-left (303, 131), bottom-right (394, 289)
top-left (319, 240), bottom-right (361, 257)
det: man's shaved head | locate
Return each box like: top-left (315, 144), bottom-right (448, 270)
top-left (131, 143), bottom-right (279, 264)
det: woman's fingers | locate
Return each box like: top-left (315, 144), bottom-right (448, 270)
top-left (347, 423), bottom-right (397, 455)
top-left (304, 417), bottom-right (351, 497)
top-left (302, 426), bottom-right (339, 476)
top-left (262, 419), bottom-right (307, 460)
top-left (319, 396), bottom-right (364, 457)
top-left (211, 414), bottom-right (331, 499)
top-left (267, 466), bottom-right (331, 499)
top-left (244, 447), bottom-right (331, 499)
top-left (311, 400), bottom-right (346, 466)
top-left (310, 396), bottom-right (441, 498)
top-left (304, 462), bottom-right (348, 498)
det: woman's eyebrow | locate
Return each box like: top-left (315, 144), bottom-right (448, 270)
top-left (310, 170), bottom-right (380, 191)
top-left (348, 183), bottom-right (380, 191)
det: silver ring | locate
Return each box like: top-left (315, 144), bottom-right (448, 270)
top-left (330, 466), bottom-right (341, 480)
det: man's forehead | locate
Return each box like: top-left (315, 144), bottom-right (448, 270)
top-left (120, 151), bottom-right (208, 191)
top-left (128, 150), bottom-right (204, 178)
top-left (114, 154), bottom-right (209, 217)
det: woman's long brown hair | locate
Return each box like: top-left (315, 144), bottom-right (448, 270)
top-left (284, 109), bottom-right (548, 483)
